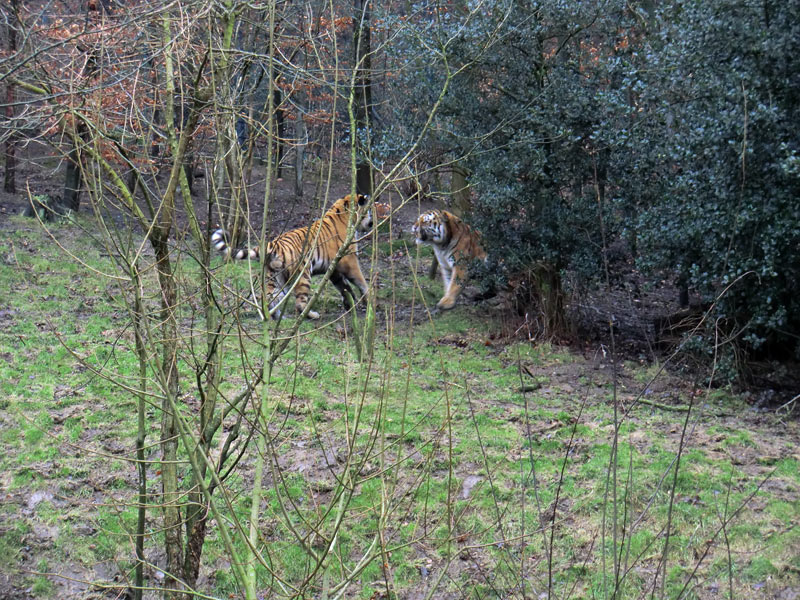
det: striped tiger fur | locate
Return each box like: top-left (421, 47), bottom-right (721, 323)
top-left (212, 194), bottom-right (373, 319)
top-left (412, 209), bottom-right (487, 310)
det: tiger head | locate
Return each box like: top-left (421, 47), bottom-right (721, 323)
top-left (412, 210), bottom-right (449, 246)
top-left (332, 193), bottom-right (373, 231)
top-left (264, 239), bottom-right (285, 270)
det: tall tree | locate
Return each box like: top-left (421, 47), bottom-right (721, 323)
top-left (353, 0), bottom-right (372, 195)
top-left (3, 0), bottom-right (18, 193)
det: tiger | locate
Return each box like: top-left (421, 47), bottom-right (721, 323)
top-left (411, 209), bottom-right (487, 310)
top-left (211, 194), bottom-right (373, 319)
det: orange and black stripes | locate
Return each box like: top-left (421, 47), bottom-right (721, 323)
top-left (411, 209), bottom-right (486, 310)
top-left (212, 194), bottom-right (373, 319)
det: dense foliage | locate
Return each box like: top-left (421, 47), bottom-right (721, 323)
top-left (636, 0), bottom-right (800, 358)
top-left (393, 0), bottom-right (800, 364)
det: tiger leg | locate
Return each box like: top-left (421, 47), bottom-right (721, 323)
top-left (331, 271), bottom-right (357, 309)
top-left (265, 272), bottom-right (288, 319)
top-left (437, 262), bottom-right (464, 310)
top-left (337, 255), bottom-right (369, 302)
top-left (427, 257), bottom-right (439, 280)
top-left (292, 270), bottom-right (320, 320)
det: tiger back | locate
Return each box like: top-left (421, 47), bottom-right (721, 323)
top-left (411, 209), bottom-right (486, 310)
top-left (212, 194), bottom-right (373, 319)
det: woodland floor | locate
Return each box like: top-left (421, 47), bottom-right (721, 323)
top-left (1, 147), bottom-right (798, 599)
top-left (3, 142), bottom-right (796, 405)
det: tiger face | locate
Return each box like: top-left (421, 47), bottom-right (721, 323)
top-left (412, 210), bottom-right (448, 246)
top-left (335, 193), bottom-right (374, 232)
top-left (411, 209), bottom-right (486, 310)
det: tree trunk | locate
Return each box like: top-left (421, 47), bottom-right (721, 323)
top-left (353, 0), bottom-right (373, 196)
top-left (182, 269), bottom-right (222, 591)
top-left (182, 506), bottom-right (207, 590)
top-left (62, 122), bottom-right (88, 212)
top-left (294, 107), bottom-right (305, 198)
top-left (274, 88), bottom-right (286, 179)
top-left (132, 266), bottom-right (148, 600)
top-left (3, 0), bottom-right (18, 194)
top-left (451, 164), bottom-right (471, 216)
top-left (524, 263), bottom-right (567, 339)
top-left (152, 229), bottom-right (184, 597)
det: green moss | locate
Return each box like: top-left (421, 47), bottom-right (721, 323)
top-left (2, 212), bottom-right (798, 599)
top-left (31, 576), bottom-right (53, 597)
top-left (742, 556), bottom-right (777, 582)
top-left (775, 457), bottom-right (800, 481)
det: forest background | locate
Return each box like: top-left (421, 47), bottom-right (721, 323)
top-left (0, 1), bottom-right (798, 599)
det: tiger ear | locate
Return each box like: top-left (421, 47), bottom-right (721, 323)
top-left (357, 194), bottom-right (369, 206)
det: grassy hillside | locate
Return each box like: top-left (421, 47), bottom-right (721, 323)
top-left (1, 214), bottom-right (798, 600)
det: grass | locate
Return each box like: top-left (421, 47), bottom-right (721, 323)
top-left (0, 214), bottom-right (799, 599)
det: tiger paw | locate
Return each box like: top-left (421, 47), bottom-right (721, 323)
top-left (306, 310), bottom-right (320, 320)
top-left (436, 297), bottom-right (456, 310)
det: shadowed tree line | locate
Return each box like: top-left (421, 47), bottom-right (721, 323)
top-left (387, 0), bottom-right (800, 377)
top-left (0, 1), bottom-right (798, 599)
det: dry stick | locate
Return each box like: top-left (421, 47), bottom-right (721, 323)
top-left (394, 245), bottom-right (462, 599)
top-left (517, 348), bottom-right (549, 559)
top-left (611, 323), bottom-right (621, 597)
top-left (250, 380), bottom-right (333, 569)
top-left (517, 356), bottom-right (549, 598)
top-left (275, 340), bottom-right (384, 595)
top-left (390, 212), bottom-right (415, 501)
top-left (635, 397), bottom-right (690, 412)
top-left (594, 154), bottom-right (616, 600)
top-left (621, 271), bottom-right (755, 424)
top-left (151, 322), bottom-right (292, 591)
top-left (599, 274), bottom-right (760, 590)
top-left (161, 382), bottom-right (287, 595)
top-left (244, 1), bottom-right (280, 595)
top-left (49, 195), bottom-right (153, 600)
top-left (650, 387), bottom-right (696, 600)
top-left (305, 368), bottom-right (384, 592)
top-left (776, 393), bottom-right (800, 415)
top-left (164, 284), bottom-right (279, 590)
top-left (719, 464), bottom-right (735, 600)
top-left (547, 380), bottom-right (592, 600)
top-left (59, 117), bottom-right (179, 596)
top-left (676, 470), bottom-right (775, 600)
top-left (320, 408), bottom-right (387, 598)
top-left (377, 352), bottom-right (397, 599)
top-left (653, 317), bottom-right (721, 600)
top-left (463, 384), bottom-right (518, 598)
top-left (608, 330), bottom-right (639, 600)
top-left (131, 263), bottom-right (147, 600)
top-left (613, 423), bottom-right (702, 591)
top-left (80, 263), bottom-right (248, 594)
top-left (617, 413), bottom-right (636, 600)
top-left (352, 362), bottom-right (395, 597)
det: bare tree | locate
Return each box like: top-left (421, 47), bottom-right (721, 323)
top-left (352, 0), bottom-right (372, 196)
top-left (3, 0), bottom-right (19, 193)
